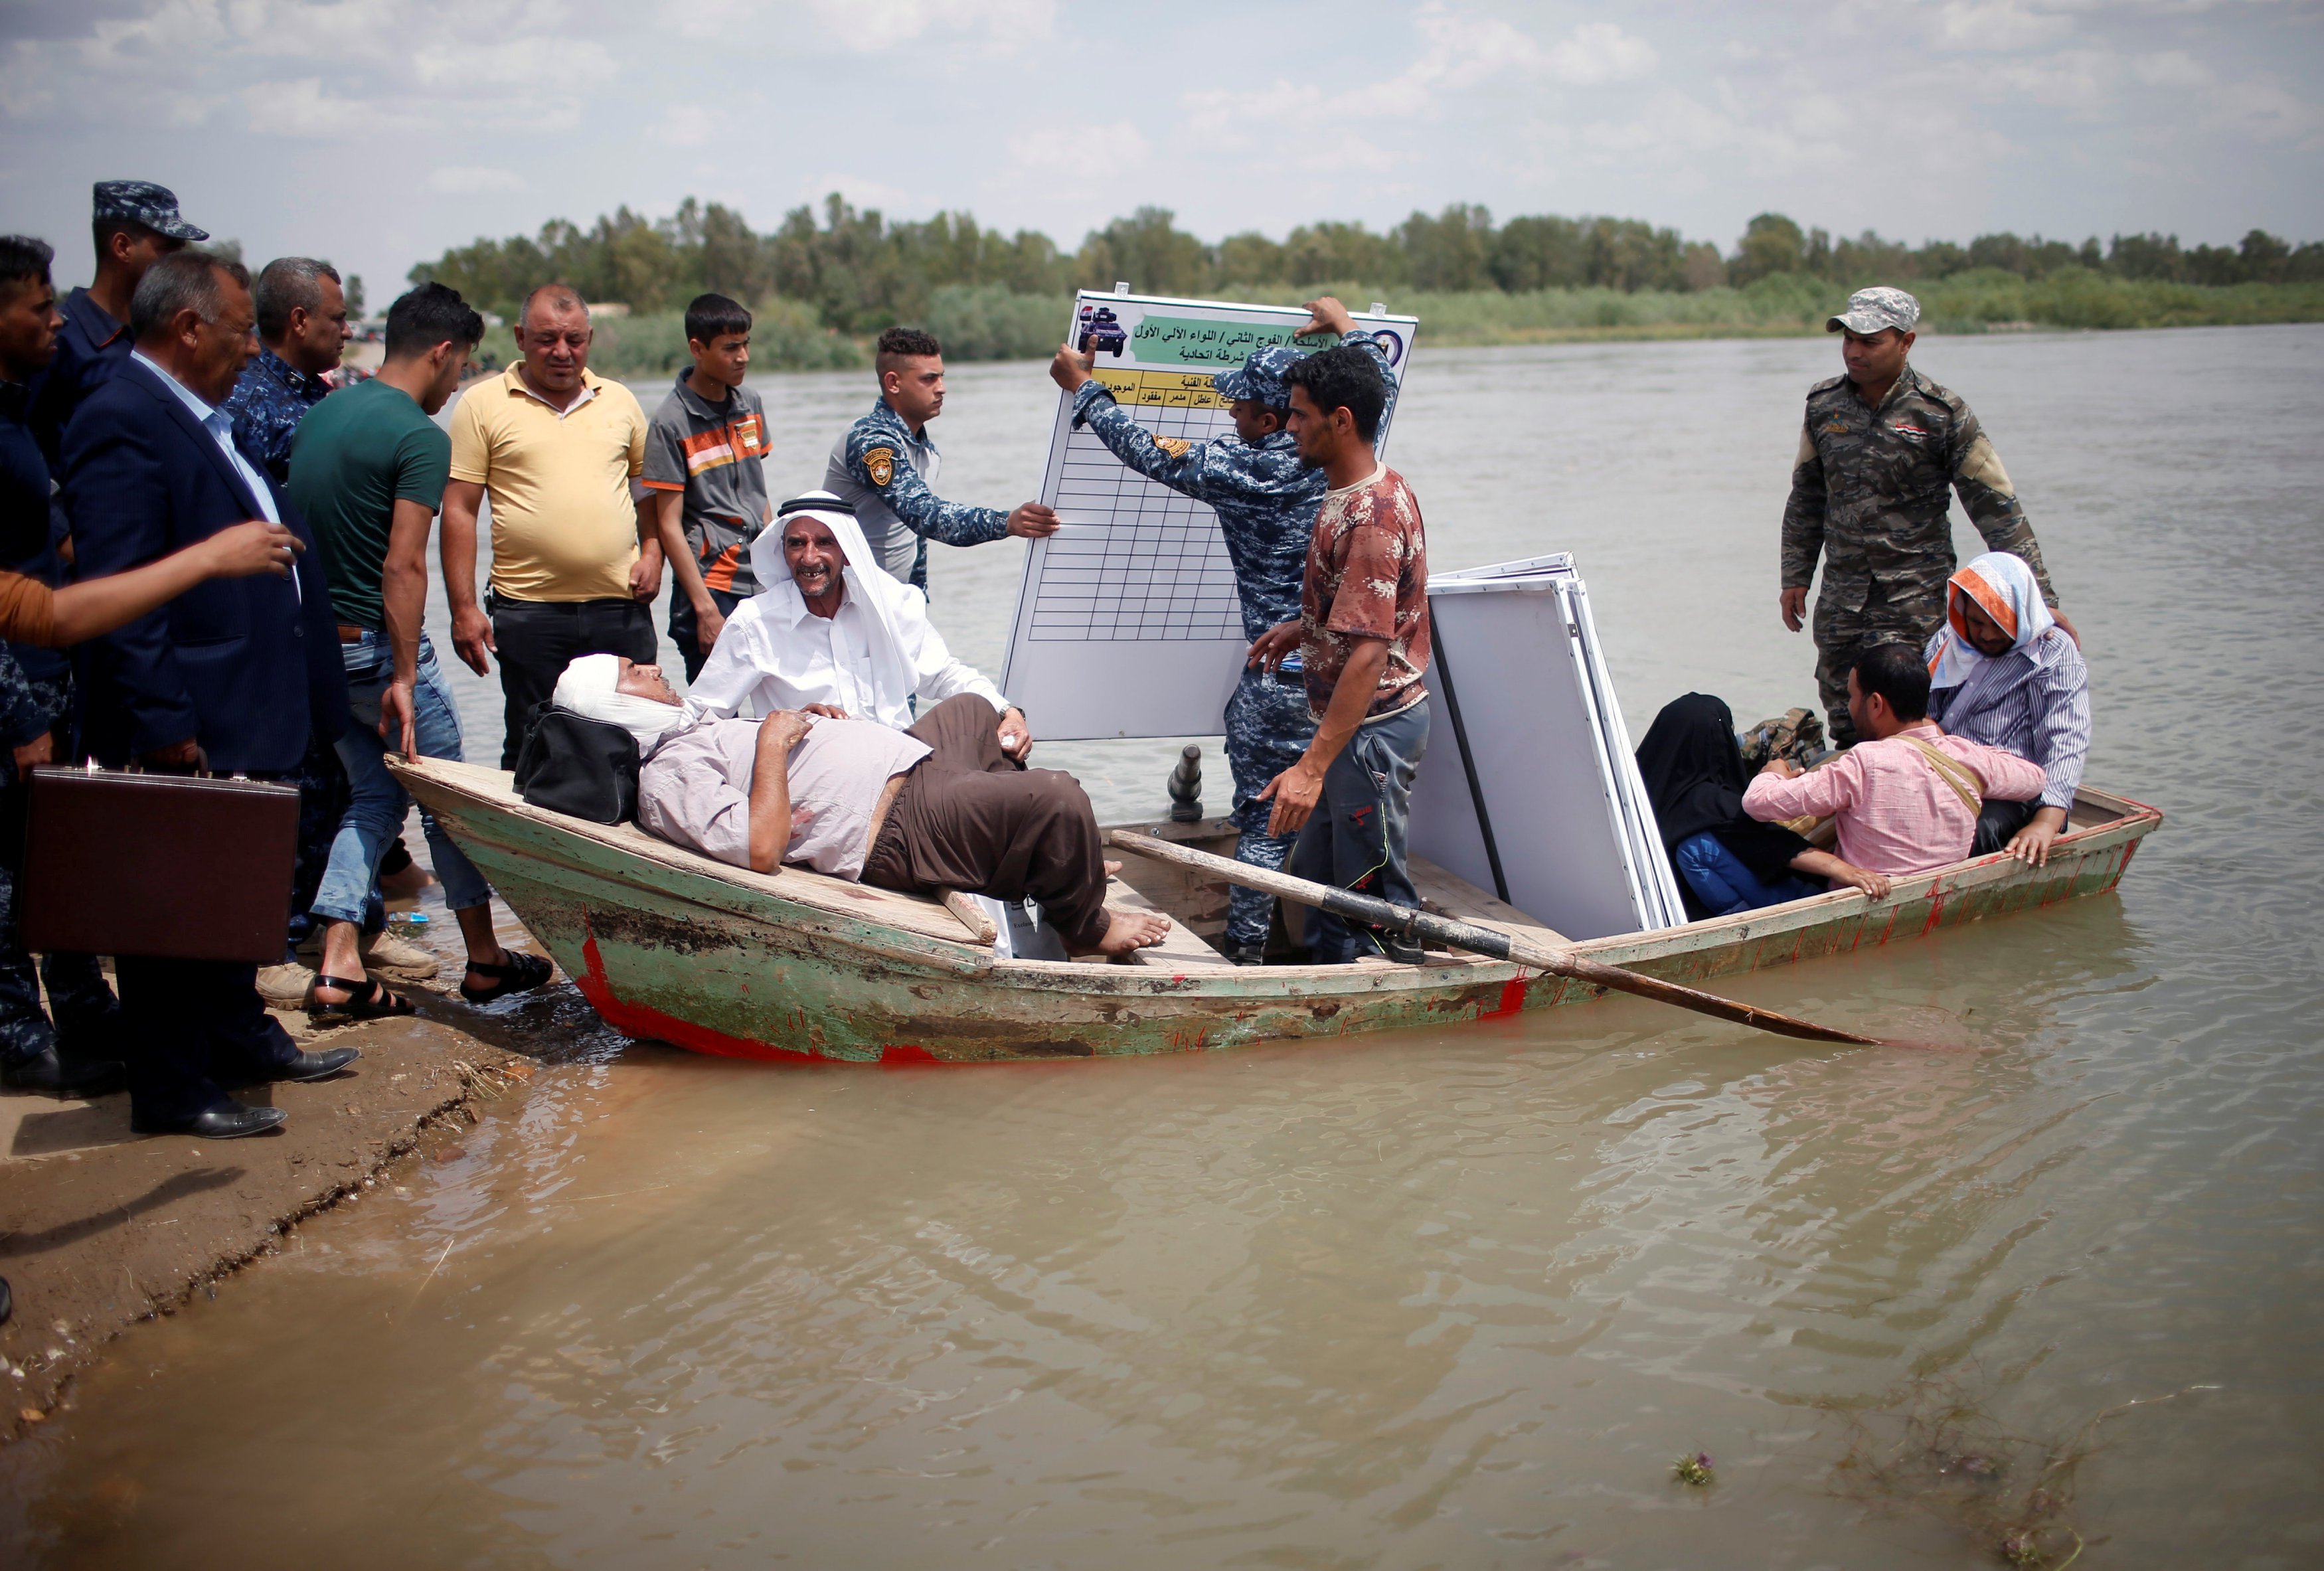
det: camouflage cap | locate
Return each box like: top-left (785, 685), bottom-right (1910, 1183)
top-left (1211, 343), bottom-right (1305, 410)
top-left (1827, 286), bottom-right (1919, 336)
top-left (91, 180), bottom-right (208, 243)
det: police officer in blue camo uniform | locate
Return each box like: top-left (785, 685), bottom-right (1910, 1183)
top-left (824, 325), bottom-right (1060, 595)
top-left (26, 181), bottom-right (203, 467)
top-left (1049, 297), bottom-right (1398, 964)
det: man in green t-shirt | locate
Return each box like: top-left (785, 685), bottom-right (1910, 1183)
top-left (285, 284), bottom-right (551, 1021)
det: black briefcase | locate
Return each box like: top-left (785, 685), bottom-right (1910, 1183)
top-left (21, 766), bottom-right (299, 963)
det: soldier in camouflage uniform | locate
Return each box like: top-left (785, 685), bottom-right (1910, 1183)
top-left (1049, 297), bottom-right (1396, 962)
top-left (824, 325), bottom-right (1058, 595)
top-left (1781, 287), bottom-right (2073, 746)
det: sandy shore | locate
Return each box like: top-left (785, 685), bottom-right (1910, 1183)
top-left (0, 904), bottom-right (563, 1446)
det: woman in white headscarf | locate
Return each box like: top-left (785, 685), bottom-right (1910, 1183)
top-left (687, 492), bottom-right (1031, 760)
top-left (1922, 550), bottom-right (2090, 867)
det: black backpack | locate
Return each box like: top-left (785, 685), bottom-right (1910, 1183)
top-left (512, 703), bottom-right (640, 824)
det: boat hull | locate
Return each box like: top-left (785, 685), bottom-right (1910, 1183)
top-left (398, 762), bottom-right (2160, 1065)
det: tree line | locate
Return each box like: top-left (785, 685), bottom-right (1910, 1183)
top-left (408, 195), bottom-right (2324, 332)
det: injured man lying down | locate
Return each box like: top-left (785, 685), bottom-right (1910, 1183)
top-left (550, 654), bottom-right (1169, 957)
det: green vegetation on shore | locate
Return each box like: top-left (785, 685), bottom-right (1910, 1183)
top-left (568, 272), bottom-right (2324, 378)
top-left (419, 197), bottom-right (2324, 375)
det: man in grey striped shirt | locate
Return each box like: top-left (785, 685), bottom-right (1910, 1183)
top-left (1923, 551), bottom-right (2090, 866)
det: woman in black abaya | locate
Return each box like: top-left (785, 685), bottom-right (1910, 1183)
top-left (1635, 693), bottom-right (1825, 919)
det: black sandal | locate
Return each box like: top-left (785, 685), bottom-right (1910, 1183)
top-left (307, 975), bottom-right (418, 1023)
top-left (461, 950), bottom-right (553, 1005)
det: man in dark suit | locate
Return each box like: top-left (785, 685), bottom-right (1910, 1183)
top-left (62, 251), bottom-right (359, 1139)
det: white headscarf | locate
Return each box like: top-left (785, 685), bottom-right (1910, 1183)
top-left (552, 653), bottom-right (702, 756)
top-left (1925, 550), bottom-right (2058, 690)
top-left (750, 491), bottom-right (923, 722)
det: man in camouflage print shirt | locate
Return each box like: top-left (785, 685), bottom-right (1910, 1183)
top-left (1047, 297), bottom-right (1398, 962)
top-left (1781, 286), bottom-right (2075, 746)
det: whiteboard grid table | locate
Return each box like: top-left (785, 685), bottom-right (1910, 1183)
top-left (1002, 290), bottom-right (1417, 739)
top-left (1030, 370), bottom-right (1245, 643)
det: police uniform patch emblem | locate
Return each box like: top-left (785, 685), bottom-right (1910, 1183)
top-left (1155, 437), bottom-right (1192, 459)
top-left (864, 447), bottom-right (896, 487)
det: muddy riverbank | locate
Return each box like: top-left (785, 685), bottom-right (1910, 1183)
top-left (0, 898), bottom-right (574, 1445)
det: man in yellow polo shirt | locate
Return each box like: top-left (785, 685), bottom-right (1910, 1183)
top-left (442, 284), bottom-right (665, 766)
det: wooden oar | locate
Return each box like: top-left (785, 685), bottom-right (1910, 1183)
top-left (1108, 829), bottom-right (1891, 1048)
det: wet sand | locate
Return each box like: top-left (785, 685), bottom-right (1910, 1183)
top-left (0, 890), bottom-right (579, 1442)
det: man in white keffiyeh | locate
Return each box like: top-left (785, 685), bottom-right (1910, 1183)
top-left (686, 491), bottom-right (1031, 761)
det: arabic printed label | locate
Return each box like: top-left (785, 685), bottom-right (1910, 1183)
top-left (1129, 315), bottom-right (1338, 369)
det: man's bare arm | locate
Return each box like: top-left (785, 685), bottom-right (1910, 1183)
top-left (1791, 846), bottom-right (1890, 901)
top-left (629, 493), bottom-right (665, 601)
top-left (1258, 637), bottom-right (1390, 837)
top-left (655, 491), bottom-right (724, 654)
top-left (747, 711), bottom-right (811, 872)
top-left (441, 479), bottom-right (493, 676)
top-left (377, 497), bottom-right (436, 756)
top-left (45, 521), bottom-right (301, 648)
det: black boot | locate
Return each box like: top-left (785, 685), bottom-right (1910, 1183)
top-left (3, 1047), bottom-right (127, 1098)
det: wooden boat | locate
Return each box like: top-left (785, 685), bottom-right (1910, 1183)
top-left (392, 758), bottom-right (2161, 1065)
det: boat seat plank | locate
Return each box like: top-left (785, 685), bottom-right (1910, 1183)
top-left (1105, 878), bottom-right (1239, 969)
top-left (1408, 856), bottom-right (1572, 948)
top-left (404, 759), bottom-right (987, 946)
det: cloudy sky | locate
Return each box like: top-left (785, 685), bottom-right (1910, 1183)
top-left (3, 0), bottom-right (2318, 297)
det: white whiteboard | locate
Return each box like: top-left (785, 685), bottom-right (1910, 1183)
top-left (1410, 562), bottom-right (1684, 940)
top-left (1000, 288), bottom-right (1418, 740)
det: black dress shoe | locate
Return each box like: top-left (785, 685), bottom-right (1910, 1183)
top-left (131, 1102), bottom-right (288, 1139)
top-left (270, 1045), bottom-right (361, 1082)
top-left (2, 1048), bottom-right (127, 1099)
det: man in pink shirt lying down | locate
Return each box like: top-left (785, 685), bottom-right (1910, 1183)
top-left (1742, 641), bottom-right (2048, 898)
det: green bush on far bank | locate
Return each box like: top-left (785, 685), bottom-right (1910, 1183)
top-left (1390, 270), bottom-right (2324, 345)
top-left (507, 269), bottom-right (2324, 378)
top-left (511, 296), bottom-right (867, 379)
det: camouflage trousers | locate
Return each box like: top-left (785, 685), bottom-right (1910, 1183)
top-left (1222, 665), bottom-right (1317, 948)
top-left (0, 670), bottom-right (120, 1064)
top-left (1812, 578), bottom-right (1948, 747)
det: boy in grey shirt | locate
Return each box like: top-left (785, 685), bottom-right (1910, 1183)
top-left (643, 293), bottom-right (772, 679)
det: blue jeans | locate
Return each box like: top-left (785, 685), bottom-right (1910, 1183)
top-left (311, 632), bottom-right (492, 927)
top-left (1673, 832), bottom-right (1820, 917)
top-left (1287, 699), bottom-right (1430, 963)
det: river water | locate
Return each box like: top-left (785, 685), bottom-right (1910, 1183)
top-left (5, 327), bottom-right (2321, 1567)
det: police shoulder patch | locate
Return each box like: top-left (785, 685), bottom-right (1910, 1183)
top-left (863, 447), bottom-right (895, 487)
top-left (1154, 436), bottom-right (1193, 459)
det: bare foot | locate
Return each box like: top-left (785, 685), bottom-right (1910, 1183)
top-left (1075, 907), bottom-right (1171, 956)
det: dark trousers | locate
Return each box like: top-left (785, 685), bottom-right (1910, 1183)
top-left (1973, 796), bottom-right (2039, 856)
top-left (1222, 666), bottom-right (1314, 947)
top-left (489, 594), bottom-right (657, 769)
top-left (0, 670), bottom-right (118, 1064)
top-left (1287, 699), bottom-right (1430, 963)
top-left (118, 955), bottom-right (301, 1123)
top-left (863, 694), bottom-right (1112, 953)
top-left (669, 586), bottom-right (745, 683)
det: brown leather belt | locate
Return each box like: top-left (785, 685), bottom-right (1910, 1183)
top-left (337, 624), bottom-right (368, 643)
